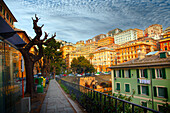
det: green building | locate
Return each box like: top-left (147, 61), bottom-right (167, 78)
top-left (109, 51), bottom-right (170, 112)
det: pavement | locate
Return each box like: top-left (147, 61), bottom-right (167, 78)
top-left (40, 79), bottom-right (84, 113)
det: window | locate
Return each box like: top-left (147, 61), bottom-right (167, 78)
top-left (138, 85), bottom-right (149, 95)
top-left (156, 69), bottom-right (163, 78)
top-left (125, 84), bottom-right (130, 92)
top-left (141, 86), bottom-right (149, 95)
top-left (0, 5), bottom-right (2, 12)
top-left (6, 13), bottom-right (9, 20)
top-left (125, 70), bottom-right (131, 78)
top-left (158, 105), bottom-right (165, 113)
top-left (153, 87), bottom-right (168, 98)
top-left (116, 70), bottom-right (121, 77)
top-left (116, 83), bottom-right (120, 91)
top-left (3, 9), bottom-right (5, 16)
top-left (141, 101), bottom-right (147, 107)
top-left (140, 69), bottom-right (148, 78)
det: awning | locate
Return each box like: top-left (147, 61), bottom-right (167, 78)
top-left (0, 16), bottom-right (26, 48)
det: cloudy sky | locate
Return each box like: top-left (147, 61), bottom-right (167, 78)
top-left (5, 0), bottom-right (170, 43)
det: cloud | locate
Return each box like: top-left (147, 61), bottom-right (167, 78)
top-left (5, 0), bottom-right (170, 43)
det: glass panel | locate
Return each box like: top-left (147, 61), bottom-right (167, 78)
top-left (142, 86), bottom-right (147, 95)
top-left (158, 87), bottom-right (165, 98)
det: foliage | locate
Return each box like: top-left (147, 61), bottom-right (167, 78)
top-left (71, 56), bottom-right (95, 74)
top-left (43, 39), bottom-right (66, 75)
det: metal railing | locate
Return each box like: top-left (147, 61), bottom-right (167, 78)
top-left (56, 78), bottom-right (160, 113)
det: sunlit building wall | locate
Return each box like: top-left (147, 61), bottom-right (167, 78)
top-left (114, 29), bottom-right (137, 45)
top-left (144, 24), bottom-right (163, 40)
top-left (98, 36), bottom-right (114, 47)
top-left (61, 45), bottom-right (76, 59)
top-left (92, 49), bottom-right (116, 72)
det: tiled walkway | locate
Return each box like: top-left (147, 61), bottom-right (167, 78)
top-left (40, 79), bottom-right (84, 113)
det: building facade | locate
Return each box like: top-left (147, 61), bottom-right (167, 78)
top-left (114, 29), bottom-right (137, 45)
top-left (109, 51), bottom-right (170, 112)
top-left (97, 36), bottom-right (114, 47)
top-left (60, 45), bottom-right (76, 59)
top-left (144, 24), bottom-right (163, 40)
top-left (92, 49), bottom-right (116, 72)
top-left (134, 28), bottom-right (144, 39)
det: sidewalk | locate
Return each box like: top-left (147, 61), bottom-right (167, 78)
top-left (40, 79), bottom-right (84, 113)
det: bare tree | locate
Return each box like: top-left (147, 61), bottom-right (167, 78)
top-left (18, 14), bottom-right (56, 97)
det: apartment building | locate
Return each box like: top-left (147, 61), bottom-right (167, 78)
top-left (134, 28), bottom-right (144, 38)
top-left (144, 24), bottom-right (163, 40)
top-left (65, 52), bottom-right (88, 69)
top-left (116, 41), bottom-right (152, 64)
top-left (60, 45), bottom-right (76, 59)
top-left (109, 51), bottom-right (170, 112)
top-left (92, 48), bottom-right (116, 72)
top-left (98, 36), bottom-right (114, 47)
top-left (114, 29), bottom-right (137, 45)
top-left (159, 27), bottom-right (170, 51)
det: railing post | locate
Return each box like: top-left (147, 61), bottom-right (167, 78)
top-left (115, 99), bottom-right (117, 113)
top-left (123, 101), bottom-right (125, 113)
top-left (132, 104), bottom-right (134, 113)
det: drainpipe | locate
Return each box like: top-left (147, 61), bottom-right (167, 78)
top-left (150, 68), bottom-right (154, 109)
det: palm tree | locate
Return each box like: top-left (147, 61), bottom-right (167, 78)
top-left (89, 53), bottom-right (94, 64)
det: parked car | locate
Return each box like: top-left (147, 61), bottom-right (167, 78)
top-left (63, 74), bottom-right (67, 77)
top-left (85, 73), bottom-right (91, 76)
top-left (77, 74), bottom-right (82, 77)
top-left (68, 74), bottom-right (74, 76)
top-left (95, 72), bottom-right (100, 75)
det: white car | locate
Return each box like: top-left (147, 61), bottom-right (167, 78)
top-left (77, 74), bottom-right (82, 77)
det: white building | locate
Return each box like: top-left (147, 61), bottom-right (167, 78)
top-left (114, 29), bottom-right (137, 45)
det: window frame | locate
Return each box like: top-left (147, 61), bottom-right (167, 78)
top-left (125, 70), bottom-right (129, 78)
top-left (124, 83), bottom-right (130, 93)
top-left (157, 86), bottom-right (167, 98)
top-left (141, 85), bottom-right (149, 96)
top-left (156, 69), bottom-right (163, 78)
top-left (116, 82), bottom-right (121, 91)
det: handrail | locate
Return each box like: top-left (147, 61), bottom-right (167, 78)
top-left (56, 77), bottom-right (160, 113)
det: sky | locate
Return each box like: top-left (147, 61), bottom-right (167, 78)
top-left (5, 0), bottom-right (170, 44)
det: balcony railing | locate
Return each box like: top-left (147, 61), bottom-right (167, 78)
top-left (56, 78), bottom-right (160, 113)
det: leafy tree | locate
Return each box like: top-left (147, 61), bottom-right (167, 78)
top-left (71, 56), bottom-right (95, 74)
top-left (43, 39), bottom-right (64, 78)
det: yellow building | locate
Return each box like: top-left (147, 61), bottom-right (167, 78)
top-left (92, 49), bottom-right (116, 72)
top-left (66, 52), bottom-right (88, 69)
top-left (98, 36), bottom-right (114, 47)
top-left (144, 24), bottom-right (163, 40)
top-left (162, 26), bottom-right (170, 39)
top-left (134, 28), bottom-right (143, 38)
top-left (115, 41), bottom-right (152, 64)
top-left (61, 45), bottom-right (76, 59)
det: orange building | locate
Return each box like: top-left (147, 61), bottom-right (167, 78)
top-left (116, 41), bottom-right (152, 64)
top-left (0, 0), bottom-right (17, 28)
top-left (134, 28), bottom-right (143, 38)
top-left (61, 45), bottom-right (76, 59)
top-left (98, 36), bottom-right (114, 47)
top-left (159, 38), bottom-right (170, 51)
top-left (92, 49), bottom-right (116, 72)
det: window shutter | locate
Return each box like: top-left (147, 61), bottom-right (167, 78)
top-left (117, 83), bottom-right (120, 90)
top-left (144, 69), bottom-right (148, 78)
top-left (146, 86), bottom-right (149, 95)
top-left (122, 70), bottom-right (124, 78)
top-left (126, 84), bottom-right (130, 92)
top-left (151, 69), bottom-right (155, 79)
top-left (119, 70), bottom-right (121, 78)
top-left (164, 88), bottom-right (168, 98)
top-left (137, 69), bottom-right (139, 78)
top-left (162, 68), bottom-right (166, 79)
top-left (128, 69), bottom-right (131, 78)
top-left (138, 85), bottom-right (141, 94)
top-left (114, 70), bottom-right (116, 77)
top-left (153, 86), bottom-right (157, 97)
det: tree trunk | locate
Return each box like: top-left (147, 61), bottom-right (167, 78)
top-left (24, 58), bottom-right (34, 97)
